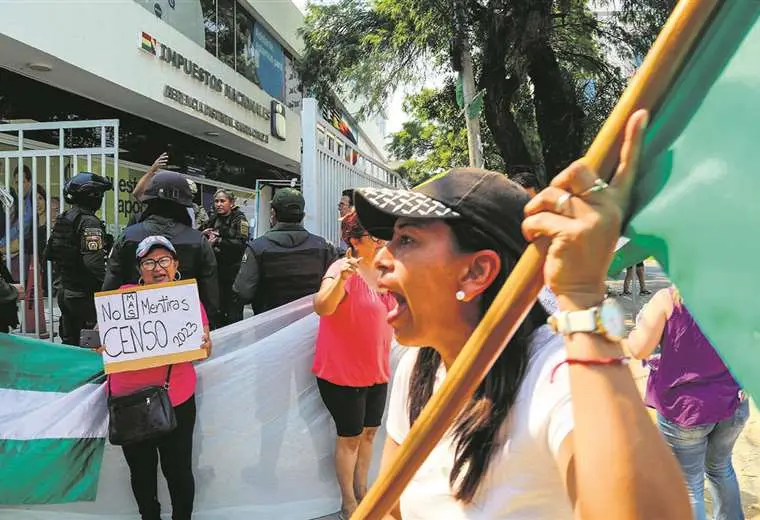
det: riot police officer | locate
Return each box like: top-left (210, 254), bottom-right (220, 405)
top-left (45, 172), bottom-right (112, 346)
top-left (201, 189), bottom-right (247, 325)
top-left (103, 171), bottom-right (222, 327)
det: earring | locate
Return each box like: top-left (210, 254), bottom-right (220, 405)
top-left (174, 271), bottom-right (182, 281)
top-left (455, 290), bottom-right (466, 302)
top-left (138, 277), bottom-right (145, 286)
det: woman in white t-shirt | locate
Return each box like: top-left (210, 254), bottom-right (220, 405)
top-left (352, 110), bottom-right (691, 519)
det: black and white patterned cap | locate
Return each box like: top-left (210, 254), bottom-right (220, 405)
top-left (355, 168), bottom-right (531, 257)
top-left (356, 187), bottom-right (460, 220)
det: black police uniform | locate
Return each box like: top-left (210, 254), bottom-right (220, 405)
top-left (0, 254), bottom-right (20, 333)
top-left (203, 207), bottom-right (247, 325)
top-left (45, 173), bottom-right (112, 346)
top-left (102, 171), bottom-right (221, 328)
top-left (233, 222), bottom-right (338, 314)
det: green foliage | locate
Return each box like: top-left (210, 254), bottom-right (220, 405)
top-left (300, 0), bottom-right (675, 183)
top-left (298, 0), bottom-right (450, 119)
top-left (387, 84), bottom-right (507, 185)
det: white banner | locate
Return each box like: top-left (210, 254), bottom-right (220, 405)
top-left (2, 295), bottom-right (405, 519)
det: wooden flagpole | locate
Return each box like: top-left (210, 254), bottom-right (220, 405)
top-left (352, 1), bottom-right (722, 518)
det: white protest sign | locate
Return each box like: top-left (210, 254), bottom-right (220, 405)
top-left (95, 279), bottom-right (207, 374)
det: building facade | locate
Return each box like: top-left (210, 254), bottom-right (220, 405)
top-left (0, 0), bottom-right (387, 229)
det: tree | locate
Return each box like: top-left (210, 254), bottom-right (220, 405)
top-left (299, 0), bottom-right (630, 183)
top-left (387, 82), bottom-right (522, 184)
top-left (299, 0), bottom-right (679, 184)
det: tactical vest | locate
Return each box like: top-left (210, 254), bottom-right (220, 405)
top-left (208, 208), bottom-right (247, 269)
top-left (46, 210), bottom-right (81, 266)
top-left (252, 234), bottom-right (331, 314)
top-left (46, 209), bottom-right (99, 290)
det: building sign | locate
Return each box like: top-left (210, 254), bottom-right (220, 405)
top-left (141, 31), bottom-right (287, 143)
top-left (252, 23), bottom-right (285, 101)
top-left (164, 85), bottom-right (270, 143)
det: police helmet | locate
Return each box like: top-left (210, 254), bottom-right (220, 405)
top-left (64, 172), bottom-right (113, 206)
top-left (142, 171), bottom-right (194, 208)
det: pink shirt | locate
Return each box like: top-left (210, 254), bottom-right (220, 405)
top-left (312, 259), bottom-right (396, 387)
top-left (107, 284), bottom-right (208, 407)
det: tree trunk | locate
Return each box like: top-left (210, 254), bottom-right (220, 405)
top-left (479, 27), bottom-right (535, 174)
top-left (527, 40), bottom-right (585, 180)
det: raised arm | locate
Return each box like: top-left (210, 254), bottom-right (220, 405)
top-left (313, 256), bottom-right (358, 316)
top-left (132, 152), bottom-right (168, 201)
top-left (522, 110), bottom-right (691, 520)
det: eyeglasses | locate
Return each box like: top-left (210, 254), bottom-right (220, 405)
top-left (139, 256), bottom-right (173, 271)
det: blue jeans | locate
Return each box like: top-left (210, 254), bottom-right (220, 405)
top-left (657, 399), bottom-right (749, 520)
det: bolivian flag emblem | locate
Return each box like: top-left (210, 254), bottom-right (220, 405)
top-left (141, 32), bottom-right (157, 55)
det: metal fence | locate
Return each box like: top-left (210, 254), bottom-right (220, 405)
top-left (301, 98), bottom-right (404, 246)
top-left (1, 106), bottom-right (400, 338)
top-left (0, 119), bottom-right (119, 339)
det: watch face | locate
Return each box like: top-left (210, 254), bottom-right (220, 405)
top-left (600, 299), bottom-right (625, 341)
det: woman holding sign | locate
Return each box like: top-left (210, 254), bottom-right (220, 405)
top-left (108, 235), bottom-right (211, 520)
top-left (313, 210), bottom-right (395, 519)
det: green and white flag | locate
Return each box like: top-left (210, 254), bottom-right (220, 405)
top-left (611, 3), bottom-right (760, 401)
top-left (0, 334), bottom-right (107, 504)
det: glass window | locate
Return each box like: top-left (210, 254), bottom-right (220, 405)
top-left (317, 129), bottom-right (326, 148)
top-left (217, 0), bottom-right (235, 70)
top-left (133, 0), bottom-right (205, 49)
top-left (285, 53), bottom-right (302, 110)
top-left (235, 6), bottom-right (259, 85)
top-left (201, 0), bottom-right (218, 57)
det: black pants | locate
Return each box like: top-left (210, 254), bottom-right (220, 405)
top-left (219, 277), bottom-right (243, 326)
top-left (122, 396), bottom-right (196, 520)
top-left (58, 292), bottom-right (96, 346)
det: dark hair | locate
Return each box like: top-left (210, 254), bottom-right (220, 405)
top-left (341, 189), bottom-right (354, 205)
top-left (35, 185), bottom-right (46, 200)
top-left (340, 210), bottom-right (366, 252)
top-left (509, 171), bottom-right (542, 191)
top-left (214, 188), bottom-right (235, 202)
top-left (141, 199), bottom-right (192, 226)
top-left (407, 219), bottom-right (548, 503)
top-left (13, 165), bottom-right (31, 182)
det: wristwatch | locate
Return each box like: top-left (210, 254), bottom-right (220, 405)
top-left (547, 298), bottom-right (625, 342)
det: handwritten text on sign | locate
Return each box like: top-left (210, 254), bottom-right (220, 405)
top-left (95, 280), bottom-right (206, 374)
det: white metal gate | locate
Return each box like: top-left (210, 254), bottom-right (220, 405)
top-left (300, 98), bottom-right (404, 245)
top-left (0, 119), bottom-right (119, 339)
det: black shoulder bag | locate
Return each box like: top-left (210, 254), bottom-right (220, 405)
top-left (107, 365), bottom-right (177, 446)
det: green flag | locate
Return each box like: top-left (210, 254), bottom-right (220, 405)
top-left (0, 334), bottom-right (106, 504)
top-left (612, 3), bottom-right (760, 401)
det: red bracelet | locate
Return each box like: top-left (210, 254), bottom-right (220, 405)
top-left (551, 356), bottom-right (630, 382)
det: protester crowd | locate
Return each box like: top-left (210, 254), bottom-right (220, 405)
top-left (0, 116), bottom-right (752, 520)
